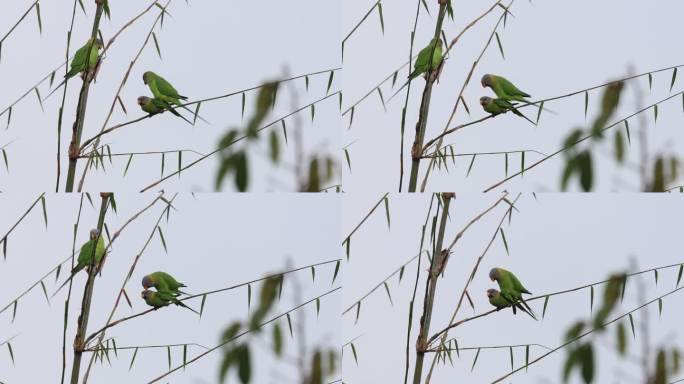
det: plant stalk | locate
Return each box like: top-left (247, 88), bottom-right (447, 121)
top-left (407, 3), bottom-right (447, 192)
top-left (412, 193), bottom-right (452, 384)
top-left (69, 193), bottom-right (109, 384)
top-left (64, 1), bottom-right (104, 192)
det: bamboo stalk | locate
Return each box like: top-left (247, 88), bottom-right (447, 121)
top-left (64, 1), bottom-right (104, 192)
top-left (411, 192), bottom-right (453, 384)
top-left (407, 3), bottom-right (447, 192)
top-left (69, 192), bottom-right (110, 384)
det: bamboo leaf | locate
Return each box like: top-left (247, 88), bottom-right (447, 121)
top-left (658, 298), bottom-right (663, 317)
top-left (332, 260), bottom-right (340, 285)
top-left (471, 348), bottom-right (481, 371)
top-left (281, 119), bottom-right (288, 145)
top-left (383, 197), bottom-right (391, 230)
top-left (305, 75), bottom-right (310, 91)
top-left (193, 102), bottom-right (201, 126)
top-left (377, 88), bottom-right (386, 112)
top-left (677, 264), bottom-right (683, 287)
top-left (35, 2), bottom-right (43, 34)
top-left (354, 301), bottom-right (361, 324)
top-left (200, 294), bottom-right (207, 317)
top-left (628, 313), bottom-right (636, 339)
top-left (129, 347), bottom-right (138, 370)
top-left (351, 343), bottom-right (358, 365)
top-left (466, 154), bottom-right (476, 177)
top-left (399, 265), bottom-right (405, 284)
top-left (241, 92), bottom-right (246, 120)
top-left (177, 151), bottom-right (182, 178)
top-left (315, 297), bottom-right (320, 317)
top-left (123, 154), bottom-right (134, 176)
top-left (590, 285), bottom-right (594, 313)
top-left (383, 282), bottom-right (393, 306)
top-left (344, 237), bottom-right (350, 261)
top-left (584, 91), bottom-right (589, 118)
top-left (6, 106), bottom-right (12, 129)
top-left (520, 151), bottom-right (525, 178)
top-left (311, 266), bottom-right (316, 282)
top-left (152, 32), bottom-right (162, 59)
top-left (494, 32), bottom-right (505, 60)
top-left (654, 269), bottom-right (659, 285)
top-left (344, 149), bottom-right (352, 173)
top-left (40, 196), bottom-right (48, 228)
top-left (167, 345), bottom-right (171, 369)
top-left (505, 153), bottom-right (508, 177)
top-left (286, 313), bottom-right (293, 338)
top-left (536, 101), bottom-right (544, 124)
top-left (648, 73), bottom-right (653, 90)
top-left (499, 228), bottom-right (509, 255)
top-left (7, 343), bottom-right (14, 365)
top-left (525, 345), bottom-right (530, 372)
top-left (654, 104), bottom-right (658, 124)
top-left (310, 104), bottom-right (315, 122)
top-left (671, 68), bottom-right (678, 92)
top-left (183, 344), bottom-right (187, 370)
top-left (247, 283), bottom-right (252, 310)
top-left (12, 300), bottom-right (17, 322)
top-left (157, 226), bottom-right (167, 253)
top-left (122, 289), bottom-right (132, 308)
top-left (326, 71), bottom-right (335, 94)
top-left (378, 3), bottom-right (385, 34)
top-left (460, 96), bottom-right (470, 115)
top-left (34, 87), bottom-right (44, 112)
top-left (160, 153), bottom-right (165, 177)
top-left (509, 346), bottom-right (514, 371)
top-left (542, 296), bottom-right (549, 319)
top-left (624, 120), bottom-right (631, 145)
top-left (2, 149), bottom-right (8, 171)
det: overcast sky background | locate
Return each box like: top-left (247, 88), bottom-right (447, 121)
top-left (343, 193), bottom-right (684, 383)
top-left (0, 0), bottom-right (340, 192)
top-left (343, 0), bottom-right (684, 192)
top-left (0, 193), bottom-right (341, 383)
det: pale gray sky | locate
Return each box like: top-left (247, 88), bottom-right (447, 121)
top-left (342, 0), bottom-right (684, 192)
top-left (0, 193), bottom-right (341, 383)
top-left (343, 193), bottom-right (684, 383)
top-left (0, 0), bottom-right (340, 192)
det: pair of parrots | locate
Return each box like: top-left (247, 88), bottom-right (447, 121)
top-left (487, 267), bottom-right (537, 320)
top-left (141, 271), bottom-right (198, 314)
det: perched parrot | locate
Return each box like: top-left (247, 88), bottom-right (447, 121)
top-left (141, 290), bottom-right (199, 314)
top-left (481, 74), bottom-right (531, 102)
top-left (408, 38), bottom-right (443, 80)
top-left (137, 96), bottom-right (192, 124)
top-left (142, 271), bottom-right (188, 297)
top-left (142, 71), bottom-right (209, 124)
top-left (487, 288), bottom-right (537, 320)
top-left (489, 267), bottom-right (536, 318)
top-left (387, 38), bottom-right (444, 103)
top-left (52, 229), bottom-right (106, 297)
top-left (479, 96), bottom-right (536, 125)
top-left (44, 38), bottom-right (104, 101)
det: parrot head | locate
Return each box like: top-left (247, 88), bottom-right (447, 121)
top-left (479, 96), bottom-right (493, 107)
top-left (141, 289), bottom-right (153, 300)
top-left (137, 96), bottom-right (150, 106)
top-left (89, 228), bottom-right (100, 241)
top-left (489, 267), bottom-right (501, 282)
top-left (481, 74), bottom-right (493, 88)
top-left (142, 71), bottom-right (153, 85)
top-left (141, 274), bottom-right (154, 289)
top-left (486, 288), bottom-right (499, 299)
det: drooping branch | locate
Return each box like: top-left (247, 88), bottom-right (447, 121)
top-left (490, 286), bottom-right (684, 383)
top-left (343, 192), bottom-right (388, 245)
top-left (146, 287), bottom-right (342, 383)
top-left (483, 89), bottom-right (684, 192)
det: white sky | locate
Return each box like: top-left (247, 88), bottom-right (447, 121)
top-left (343, 193), bottom-right (684, 383)
top-left (0, 193), bottom-right (342, 383)
top-left (342, 0), bottom-right (684, 192)
top-left (0, 0), bottom-right (341, 192)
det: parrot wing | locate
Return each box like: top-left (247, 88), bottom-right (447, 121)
top-left (155, 75), bottom-right (186, 100)
top-left (499, 76), bottom-right (530, 98)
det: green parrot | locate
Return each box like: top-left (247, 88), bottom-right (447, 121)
top-left (142, 71), bottom-right (209, 125)
top-left (479, 96), bottom-right (536, 125)
top-left (44, 38), bottom-right (104, 101)
top-left (487, 288), bottom-right (537, 320)
top-left (52, 229), bottom-right (106, 297)
top-left (408, 38), bottom-right (443, 80)
top-left (481, 74), bottom-right (531, 102)
top-left (387, 38), bottom-right (444, 102)
top-left (489, 267), bottom-right (536, 318)
top-left (142, 271), bottom-right (188, 297)
top-left (141, 289), bottom-right (199, 314)
top-left (137, 96), bottom-right (192, 124)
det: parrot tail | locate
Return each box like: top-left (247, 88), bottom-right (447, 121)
top-left (516, 303), bottom-right (538, 321)
top-left (518, 298), bottom-right (537, 318)
top-left (511, 108), bottom-right (537, 126)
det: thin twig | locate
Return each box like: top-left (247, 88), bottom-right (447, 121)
top-left (84, 342), bottom-right (209, 352)
top-left (483, 89), bottom-right (684, 192)
top-left (146, 287), bottom-right (342, 383)
top-left (0, 1), bottom-right (38, 45)
top-left (426, 342), bottom-right (552, 353)
top-left (343, 192), bottom-right (388, 244)
top-left (490, 286), bottom-right (684, 383)
top-left (84, 259), bottom-right (341, 344)
top-left (139, 92), bottom-right (340, 192)
top-left (0, 193), bottom-right (44, 245)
